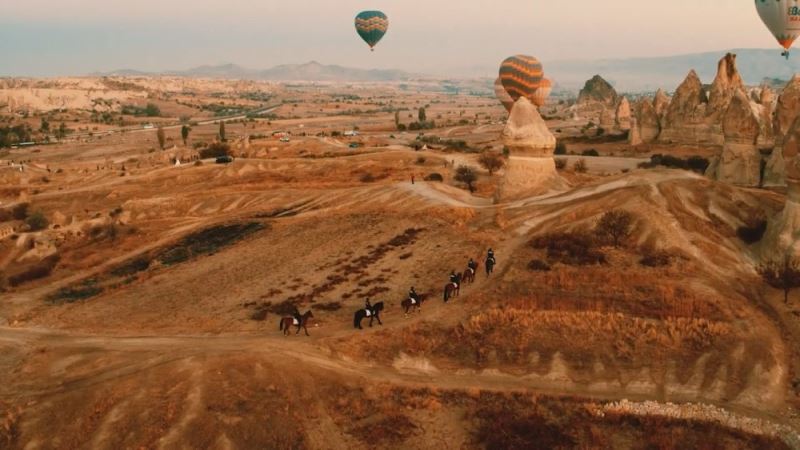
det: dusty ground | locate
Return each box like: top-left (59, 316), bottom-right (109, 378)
top-left (1, 79), bottom-right (799, 449)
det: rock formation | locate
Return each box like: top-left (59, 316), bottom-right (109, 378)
top-left (628, 117), bottom-right (643, 146)
top-left (764, 76), bottom-right (800, 187)
top-left (707, 53), bottom-right (745, 121)
top-left (653, 89), bottom-right (670, 118)
top-left (763, 116), bottom-right (800, 259)
top-left (615, 97), bottom-right (631, 131)
top-left (658, 70), bottom-right (713, 144)
top-left (711, 90), bottom-right (763, 187)
top-left (577, 75), bottom-right (618, 125)
top-left (500, 97), bottom-right (564, 198)
top-left (633, 98), bottom-right (661, 143)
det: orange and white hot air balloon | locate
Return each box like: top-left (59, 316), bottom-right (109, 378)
top-left (755, 0), bottom-right (800, 59)
top-left (531, 78), bottom-right (553, 107)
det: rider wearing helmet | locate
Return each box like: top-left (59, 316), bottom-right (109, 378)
top-left (468, 258), bottom-right (477, 272)
top-left (409, 287), bottom-right (419, 304)
top-left (292, 306), bottom-right (302, 326)
top-left (449, 270), bottom-right (459, 288)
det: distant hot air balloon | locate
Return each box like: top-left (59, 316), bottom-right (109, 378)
top-left (355, 11), bottom-right (389, 51)
top-left (531, 78), bottom-right (553, 107)
top-left (755, 0), bottom-right (800, 59)
top-left (499, 55), bottom-right (544, 103)
top-left (494, 77), bottom-right (514, 112)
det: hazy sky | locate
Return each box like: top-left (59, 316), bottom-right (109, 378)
top-left (0, 0), bottom-right (783, 76)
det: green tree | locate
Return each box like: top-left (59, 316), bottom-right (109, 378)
top-left (394, 110), bottom-right (401, 130)
top-left (595, 210), bottom-right (635, 247)
top-left (418, 107), bottom-right (427, 123)
top-left (181, 125), bottom-right (191, 146)
top-left (25, 211), bottom-right (49, 231)
top-left (144, 103), bottom-right (161, 117)
top-left (478, 152), bottom-right (505, 175)
top-left (55, 123), bottom-right (68, 139)
top-left (219, 121), bottom-right (226, 142)
top-left (40, 118), bottom-right (50, 133)
top-left (454, 165), bottom-right (477, 193)
top-left (156, 126), bottom-right (166, 150)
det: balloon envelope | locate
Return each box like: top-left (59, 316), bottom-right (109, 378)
top-left (494, 78), bottom-right (514, 112)
top-left (531, 78), bottom-right (553, 107)
top-left (499, 55), bottom-right (543, 102)
top-left (355, 11), bottom-right (389, 50)
top-left (755, 0), bottom-right (800, 52)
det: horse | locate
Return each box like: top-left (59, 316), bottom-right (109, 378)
top-left (279, 310), bottom-right (314, 336)
top-left (443, 273), bottom-right (462, 303)
top-left (353, 302), bottom-right (384, 329)
top-left (485, 257), bottom-right (496, 276)
top-left (401, 293), bottom-right (427, 316)
top-left (463, 261), bottom-right (479, 284)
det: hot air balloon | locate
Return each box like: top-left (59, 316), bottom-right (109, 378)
top-left (355, 11), bottom-right (389, 51)
top-left (755, 0), bottom-right (800, 59)
top-left (499, 55), bottom-right (544, 102)
top-left (494, 77), bottom-right (514, 112)
top-left (531, 78), bottom-right (553, 107)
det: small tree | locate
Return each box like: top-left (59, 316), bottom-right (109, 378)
top-left (156, 126), bottom-right (166, 150)
top-left (181, 125), bottom-right (191, 146)
top-left (478, 152), bottom-right (505, 175)
top-left (758, 255), bottom-right (800, 304)
top-left (454, 165), bottom-right (477, 193)
top-left (25, 211), bottom-right (49, 231)
top-left (595, 210), bottom-right (635, 247)
top-left (40, 118), bottom-right (50, 133)
top-left (418, 107), bottom-right (427, 123)
top-left (219, 122), bottom-right (226, 142)
top-left (394, 110), bottom-right (401, 130)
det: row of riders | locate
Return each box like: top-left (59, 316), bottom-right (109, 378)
top-left (280, 249), bottom-right (497, 335)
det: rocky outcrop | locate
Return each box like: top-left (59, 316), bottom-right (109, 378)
top-left (707, 53), bottom-right (745, 121)
top-left (763, 117), bottom-right (800, 258)
top-left (577, 75), bottom-right (618, 107)
top-left (712, 90), bottom-right (763, 187)
top-left (658, 70), bottom-right (715, 144)
top-left (615, 97), bottom-right (631, 131)
top-left (653, 89), bottom-right (670, 118)
top-left (500, 97), bottom-right (563, 198)
top-left (633, 98), bottom-right (660, 143)
top-left (628, 117), bottom-right (643, 146)
top-left (502, 97), bottom-right (556, 155)
top-left (763, 77), bottom-right (800, 187)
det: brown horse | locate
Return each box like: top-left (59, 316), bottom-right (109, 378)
top-left (443, 273), bottom-right (462, 303)
top-left (279, 310), bottom-right (314, 336)
top-left (463, 262), bottom-right (479, 284)
top-left (401, 293), bottom-right (427, 316)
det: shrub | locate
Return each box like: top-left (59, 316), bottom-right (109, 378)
top-left (530, 230), bottom-right (606, 265)
top-left (110, 258), bottom-right (150, 277)
top-left (12, 203), bottom-right (29, 220)
top-left (554, 141), bottom-right (567, 155)
top-left (595, 210), bottom-right (635, 247)
top-left (424, 173), bottom-right (444, 182)
top-left (198, 142), bottom-right (230, 159)
top-left (8, 255), bottom-right (59, 286)
top-left (687, 156), bottom-right (711, 173)
top-left (527, 259), bottom-right (551, 271)
top-left (582, 149), bottom-right (600, 157)
top-left (359, 173), bottom-right (376, 183)
top-left (554, 158), bottom-right (567, 170)
top-left (416, 156), bottom-right (426, 165)
top-left (573, 158), bottom-right (588, 173)
top-left (737, 218), bottom-right (768, 244)
top-left (25, 211), bottom-right (48, 231)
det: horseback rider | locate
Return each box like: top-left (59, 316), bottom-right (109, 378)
top-left (468, 258), bottom-right (477, 272)
top-left (409, 287), bottom-right (419, 304)
top-left (487, 248), bottom-right (495, 260)
top-left (365, 298), bottom-right (373, 317)
top-left (292, 306), bottom-right (302, 326)
top-left (449, 270), bottom-right (459, 288)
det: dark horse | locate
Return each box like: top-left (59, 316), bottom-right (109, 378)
top-left (463, 262), bottom-right (479, 284)
top-left (354, 302), bottom-right (384, 329)
top-left (443, 273), bottom-right (462, 303)
top-left (485, 256), bottom-right (496, 276)
top-left (279, 310), bottom-right (314, 336)
top-left (401, 293), bottom-right (428, 316)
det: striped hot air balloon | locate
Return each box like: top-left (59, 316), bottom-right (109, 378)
top-left (355, 11), bottom-right (389, 51)
top-left (494, 77), bottom-right (514, 112)
top-left (499, 55), bottom-right (544, 102)
top-left (531, 78), bottom-right (553, 107)
top-left (755, 0), bottom-right (800, 58)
